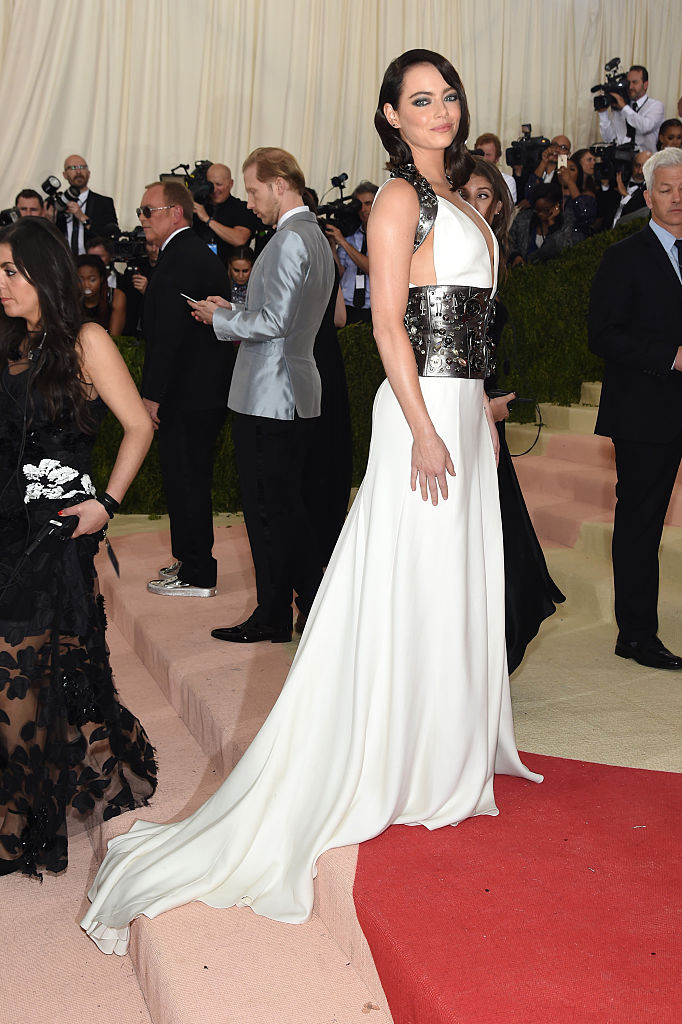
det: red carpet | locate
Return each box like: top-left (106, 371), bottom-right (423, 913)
top-left (353, 754), bottom-right (681, 1024)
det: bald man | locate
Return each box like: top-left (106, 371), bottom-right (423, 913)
top-left (56, 153), bottom-right (118, 255)
top-left (192, 162), bottom-right (260, 264)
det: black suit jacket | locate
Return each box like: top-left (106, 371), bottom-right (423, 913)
top-left (56, 190), bottom-right (119, 243)
top-left (588, 223), bottom-right (682, 442)
top-left (141, 228), bottom-right (234, 411)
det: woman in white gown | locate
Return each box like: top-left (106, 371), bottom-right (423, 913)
top-left (82, 48), bottom-right (541, 954)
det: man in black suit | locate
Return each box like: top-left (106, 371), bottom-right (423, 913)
top-left (589, 148), bottom-right (682, 670)
top-left (56, 154), bottom-right (119, 255)
top-left (139, 180), bottom-right (234, 598)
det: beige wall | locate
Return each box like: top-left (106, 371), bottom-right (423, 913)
top-left (2, 0), bottom-right (681, 226)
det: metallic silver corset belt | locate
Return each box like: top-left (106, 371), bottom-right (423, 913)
top-left (404, 285), bottom-right (494, 379)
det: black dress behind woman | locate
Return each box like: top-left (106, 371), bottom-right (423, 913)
top-left (486, 300), bottom-right (565, 673)
top-left (0, 364), bottom-right (157, 877)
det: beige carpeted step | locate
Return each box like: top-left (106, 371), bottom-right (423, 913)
top-left (3, 829), bottom-right (152, 1024)
top-left (93, 623), bottom-right (392, 1024)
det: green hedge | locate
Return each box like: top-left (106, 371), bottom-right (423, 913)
top-left (92, 217), bottom-right (645, 512)
top-left (496, 217), bottom-right (643, 421)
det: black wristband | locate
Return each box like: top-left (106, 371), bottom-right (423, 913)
top-left (97, 492), bottom-right (120, 519)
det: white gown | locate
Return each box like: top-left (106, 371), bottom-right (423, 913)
top-left (82, 192), bottom-right (542, 954)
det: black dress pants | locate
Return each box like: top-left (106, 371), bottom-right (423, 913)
top-left (344, 305), bottom-right (371, 325)
top-left (232, 412), bottom-right (323, 629)
top-left (612, 434), bottom-right (682, 642)
top-left (157, 406), bottom-right (226, 588)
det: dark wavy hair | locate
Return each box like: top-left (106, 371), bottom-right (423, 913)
top-left (464, 156), bottom-right (514, 270)
top-left (375, 49), bottom-right (474, 189)
top-left (0, 217), bottom-right (94, 432)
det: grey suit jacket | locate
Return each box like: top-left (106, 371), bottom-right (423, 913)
top-left (213, 209), bottom-right (335, 419)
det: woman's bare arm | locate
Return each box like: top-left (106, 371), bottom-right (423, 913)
top-left (367, 179), bottom-right (454, 504)
top-left (65, 323), bottom-right (153, 536)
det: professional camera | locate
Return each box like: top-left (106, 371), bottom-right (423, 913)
top-left (588, 141), bottom-right (635, 187)
top-left (110, 226), bottom-right (147, 265)
top-left (0, 207), bottom-right (20, 227)
top-left (591, 58), bottom-right (630, 112)
top-left (161, 160), bottom-right (214, 206)
top-left (317, 173), bottom-right (361, 236)
top-left (41, 175), bottom-right (80, 212)
top-left (505, 125), bottom-right (552, 170)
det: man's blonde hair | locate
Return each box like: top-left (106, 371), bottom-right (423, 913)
top-left (242, 148), bottom-right (305, 193)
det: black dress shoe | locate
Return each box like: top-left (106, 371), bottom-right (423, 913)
top-left (211, 614), bottom-right (291, 644)
top-left (615, 636), bottom-right (682, 670)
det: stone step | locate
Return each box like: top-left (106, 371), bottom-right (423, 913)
top-left (579, 380), bottom-right (602, 406)
top-left (537, 402), bottom-right (598, 434)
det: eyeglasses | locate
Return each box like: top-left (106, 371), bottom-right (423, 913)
top-left (65, 164), bottom-right (88, 171)
top-left (554, 144), bottom-right (570, 152)
top-left (136, 205), bottom-right (175, 219)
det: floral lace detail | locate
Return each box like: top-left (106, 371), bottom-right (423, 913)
top-left (0, 592), bottom-right (158, 878)
top-left (23, 459), bottom-right (95, 503)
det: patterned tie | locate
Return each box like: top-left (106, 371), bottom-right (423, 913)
top-left (631, 101), bottom-right (638, 112)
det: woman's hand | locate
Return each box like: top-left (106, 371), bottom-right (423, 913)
top-left (489, 392), bottom-right (515, 422)
top-left (411, 432), bottom-right (455, 505)
top-left (483, 397), bottom-right (500, 467)
top-left (59, 499), bottom-right (109, 538)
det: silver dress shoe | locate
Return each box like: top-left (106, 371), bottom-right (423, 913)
top-left (158, 560), bottom-right (182, 578)
top-left (147, 578), bottom-right (216, 598)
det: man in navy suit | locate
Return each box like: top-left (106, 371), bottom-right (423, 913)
top-left (139, 180), bottom-right (234, 598)
top-left (589, 148), bottom-right (682, 669)
top-left (56, 154), bottom-right (118, 255)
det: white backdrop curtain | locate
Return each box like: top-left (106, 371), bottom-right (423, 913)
top-left (1, 0), bottom-right (681, 226)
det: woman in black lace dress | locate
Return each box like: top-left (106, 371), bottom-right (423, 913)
top-left (0, 217), bottom-right (157, 877)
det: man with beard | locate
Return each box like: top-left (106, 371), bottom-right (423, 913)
top-left (56, 154), bottom-right (118, 256)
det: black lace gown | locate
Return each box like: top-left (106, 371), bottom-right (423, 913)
top-left (0, 364), bottom-right (157, 877)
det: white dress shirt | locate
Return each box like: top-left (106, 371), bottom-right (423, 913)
top-left (598, 95), bottom-right (665, 153)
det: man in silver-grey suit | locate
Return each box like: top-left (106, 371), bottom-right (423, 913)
top-left (190, 148), bottom-right (335, 643)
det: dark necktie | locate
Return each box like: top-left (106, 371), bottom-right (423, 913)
top-left (70, 216), bottom-right (81, 256)
top-left (675, 239), bottom-right (682, 275)
top-left (624, 100), bottom-right (638, 143)
top-left (352, 230), bottom-right (368, 308)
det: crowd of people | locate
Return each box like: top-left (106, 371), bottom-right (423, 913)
top-left (5, 70), bottom-right (681, 325)
top-left (1, 52), bottom-right (680, 973)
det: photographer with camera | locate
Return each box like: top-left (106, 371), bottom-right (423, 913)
top-left (325, 180), bottom-right (377, 324)
top-left (599, 150), bottom-right (652, 229)
top-left (192, 163), bottom-right (259, 265)
top-left (522, 134), bottom-right (571, 205)
top-left (55, 154), bottom-right (118, 256)
top-left (597, 65), bottom-right (664, 154)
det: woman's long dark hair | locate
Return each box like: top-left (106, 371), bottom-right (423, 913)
top-left (375, 48), bottom-right (474, 189)
top-left (0, 217), bottom-right (94, 432)
top-left (77, 253), bottom-right (110, 329)
top-left (464, 156), bottom-right (513, 269)
top-left (571, 149), bottom-right (596, 195)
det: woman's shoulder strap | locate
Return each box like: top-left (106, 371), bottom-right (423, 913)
top-left (390, 164), bottom-right (438, 252)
